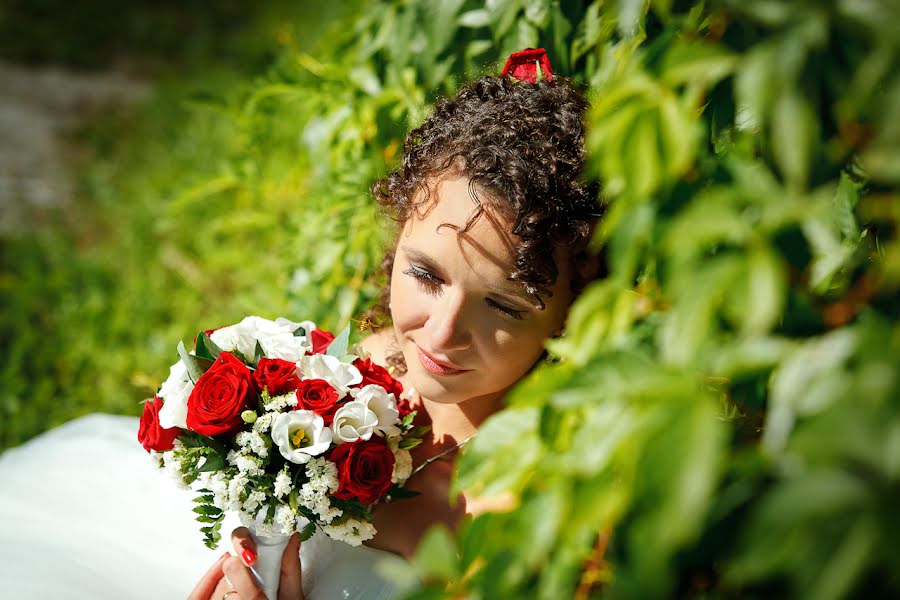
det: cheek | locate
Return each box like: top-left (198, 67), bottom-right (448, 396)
top-left (389, 273), bottom-right (428, 332)
top-left (484, 326), bottom-right (548, 379)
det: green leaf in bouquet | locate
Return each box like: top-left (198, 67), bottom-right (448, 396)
top-left (196, 515), bottom-right (220, 523)
top-left (326, 323), bottom-right (351, 357)
top-left (195, 331), bottom-right (224, 361)
top-left (299, 520), bottom-right (317, 542)
top-left (192, 493), bottom-right (215, 504)
top-left (179, 431), bottom-right (208, 448)
top-left (200, 520), bottom-right (223, 550)
top-left (399, 437), bottom-right (423, 450)
top-left (199, 451), bottom-right (226, 472)
top-left (401, 411), bottom-right (417, 428)
top-left (177, 341), bottom-right (213, 384)
top-left (410, 425), bottom-right (431, 438)
top-left (289, 489), bottom-right (299, 512)
top-left (387, 483), bottom-right (421, 500)
top-left (253, 341), bottom-right (265, 367)
top-left (193, 504), bottom-right (223, 517)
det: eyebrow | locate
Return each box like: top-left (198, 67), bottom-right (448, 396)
top-left (400, 246), bottom-right (534, 304)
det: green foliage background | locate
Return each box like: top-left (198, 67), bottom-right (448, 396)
top-left (2, 0), bottom-right (898, 598)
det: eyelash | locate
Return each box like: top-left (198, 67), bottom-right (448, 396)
top-left (402, 266), bottom-right (525, 320)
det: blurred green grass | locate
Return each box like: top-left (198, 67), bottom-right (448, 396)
top-left (0, 1), bottom-right (376, 449)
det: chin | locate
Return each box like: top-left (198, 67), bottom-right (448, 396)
top-left (405, 367), bottom-right (470, 405)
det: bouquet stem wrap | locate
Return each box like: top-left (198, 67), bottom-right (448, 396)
top-left (248, 526), bottom-right (291, 600)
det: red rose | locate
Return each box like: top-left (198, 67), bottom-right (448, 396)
top-left (186, 352), bottom-right (255, 436)
top-left (329, 438), bottom-right (395, 505)
top-left (254, 358), bottom-right (301, 395)
top-left (295, 378), bottom-right (341, 424)
top-left (395, 397), bottom-right (413, 419)
top-left (352, 358), bottom-right (404, 398)
top-left (500, 47), bottom-right (553, 83)
top-left (310, 328), bottom-right (335, 354)
top-left (137, 396), bottom-right (181, 452)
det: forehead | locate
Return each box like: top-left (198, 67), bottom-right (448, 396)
top-left (400, 175), bottom-right (517, 273)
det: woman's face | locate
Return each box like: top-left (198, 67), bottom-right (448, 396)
top-left (390, 174), bottom-right (572, 406)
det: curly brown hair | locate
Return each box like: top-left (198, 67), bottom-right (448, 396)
top-left (367, 75), bottom-right (601, 335)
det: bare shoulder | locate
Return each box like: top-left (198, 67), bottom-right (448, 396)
top-left (355, 328), bottom-right (397, 365)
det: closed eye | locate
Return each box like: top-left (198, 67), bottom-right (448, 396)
top-left (487, 298), bottom-right (525, 320)
top-left (404, 265), bottom-right (526, 320)
top-left (403, 266), bottom-right (443, 295)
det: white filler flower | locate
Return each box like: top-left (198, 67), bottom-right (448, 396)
top-left (331, 400), bottom-right (378, 444)
top-left (272, 410), bottom-right (332, 464)
top-left (322, 518), bottom-right (376, 546)
top-left (298, 353), bottom-right (362, 397)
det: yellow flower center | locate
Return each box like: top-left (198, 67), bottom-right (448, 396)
top-left (291, 428), bottom-right (309, 448)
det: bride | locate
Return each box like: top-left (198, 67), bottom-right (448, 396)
top-left (0, 50), bottom-right (599, 599)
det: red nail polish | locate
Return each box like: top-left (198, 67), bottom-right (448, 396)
top-left (242, 547), bottom-right (256, 565)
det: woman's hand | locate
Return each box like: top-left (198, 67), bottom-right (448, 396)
top-left (187, 528), bottom-right (304, 600)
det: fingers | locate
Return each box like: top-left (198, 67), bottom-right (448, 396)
top-left (210, 576), bottom-right (233, 600)
top-left (186, 552), bottom-right (229, 600)
top-left (278, 533), bottom-right (303, 600)
top-left (222, 555), bottom-right (267, 600)
top-left (232, 526), bottom-right (257, 567)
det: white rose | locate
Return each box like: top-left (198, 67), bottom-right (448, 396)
top-left (157, 360), bottom-right (193, 429)
top-left (354, 384), bottom-right (401, 438)
top-left (298, 354), bottom-right (362, 397)
top-left (272, 410), bottom-right (333, 464)
top-left (331, 400), bottom-right (378, 444)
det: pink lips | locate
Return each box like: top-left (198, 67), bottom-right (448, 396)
top-left (416, 346), bottom-right (469, 376)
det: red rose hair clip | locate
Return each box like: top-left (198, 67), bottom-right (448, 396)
top-left (501, 47), bottom-right (553, 83)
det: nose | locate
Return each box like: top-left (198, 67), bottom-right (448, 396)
top-left (426, 290), bottom-right (472, 352)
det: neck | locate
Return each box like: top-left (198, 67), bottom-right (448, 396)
top-left (420, 390), bottom-right (505, 445)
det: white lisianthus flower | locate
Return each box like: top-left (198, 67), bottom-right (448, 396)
top-left (157, 360), bottom-right (193, 429)
top-left (331, 400), bottom-right (378, 444)
top-left (276, 317), bottom-right (316, 335)
top-left (241, 316), bottom-right (310, 362)
top-left (354, 384), bottom-right (401, 438)
top-left (211, 316), bottom-right (311, 363)
top-left (322, 518), bottom-right (376, 546)
top-left (208, 324), bottom-right (246, 354)
top-left (272, 411), bottom-right (332, 464)
top-left (298, 354), bottom-right (362, 397)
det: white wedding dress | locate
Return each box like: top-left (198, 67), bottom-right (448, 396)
top-left (0, 414), bottom-right (417, 599)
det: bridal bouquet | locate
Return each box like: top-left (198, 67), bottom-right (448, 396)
top-left (137, 316), bottom-right (423, 554)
